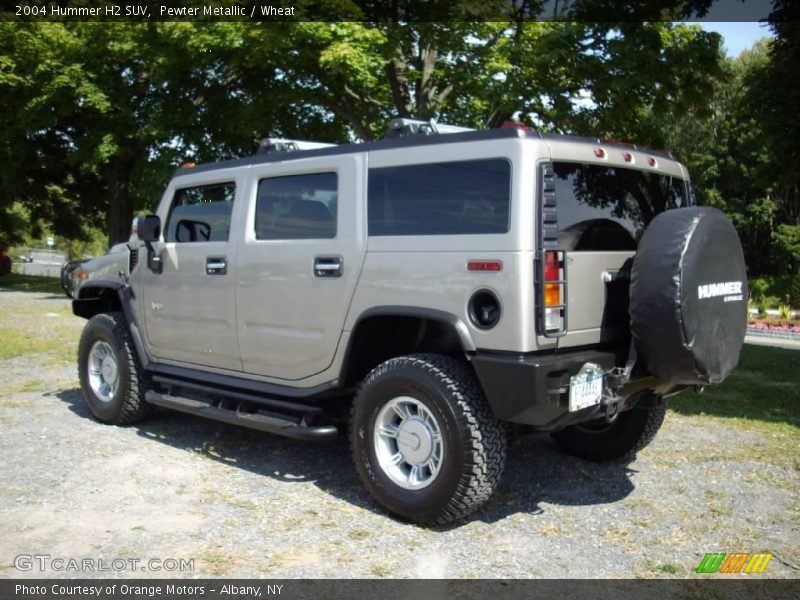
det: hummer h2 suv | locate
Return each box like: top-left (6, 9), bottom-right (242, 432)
top-left (71, 120), bottom-right (748, 524)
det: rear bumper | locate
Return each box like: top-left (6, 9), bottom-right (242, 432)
top-left (471, 348), bottom-right (637, 430)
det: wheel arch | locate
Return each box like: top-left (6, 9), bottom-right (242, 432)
top-left (340, 307), bottom-right (476, 389)
top-left (72, 280), bottom-right (124, 320)
top-left (72, 280), bottom-right (150, 369)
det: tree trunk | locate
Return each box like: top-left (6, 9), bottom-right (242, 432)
top-left (105, 155), bottom-right (137, 248)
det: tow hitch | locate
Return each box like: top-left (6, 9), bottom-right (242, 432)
top-left (601, 342), bottom-right (638, 423)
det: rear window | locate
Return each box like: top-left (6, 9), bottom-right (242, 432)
top-left (553, 162), bottom-right (688, 251)
top-left (368, 159), bottom-right (511, 236)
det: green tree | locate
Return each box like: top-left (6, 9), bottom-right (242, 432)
top-left (761, 0), bottom-right (800, 273)
top-left (0, 22), bottom-right (300, 247)
top-left (666, 31), bottom-right (800, 277)
top-left (265, 19), bottom-right (723, 144)
top-left (0, 4), bottom-right (733, 250)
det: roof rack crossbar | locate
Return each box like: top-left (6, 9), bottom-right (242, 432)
top-left (384, 118), bottom-right (475, 139)
top-left (257, 137), bottom-right (336, 155)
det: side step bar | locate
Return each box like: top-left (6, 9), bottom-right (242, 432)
top-left (151, 374), bottom-right (326, 414)
top-left (144, 391), bottom-right (339, 441)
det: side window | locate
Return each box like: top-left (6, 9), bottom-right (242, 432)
top-left (165, 182), bottom-right (236, 243)
top-left (368, 159), bottom-right (511, 236)
top-left (255, 172), bottom-right (337, 240)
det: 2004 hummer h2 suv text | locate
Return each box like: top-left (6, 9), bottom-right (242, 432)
top-left (72, 120), bottom-right (748, 525)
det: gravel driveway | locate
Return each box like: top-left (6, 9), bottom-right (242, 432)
top-left (1, 289), bottom-right (798, 579)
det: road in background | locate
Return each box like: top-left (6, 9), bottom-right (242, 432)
top-left (17, 249), bottom-right (66, 278)
top-left (745, 335), bottom-right (800, 351)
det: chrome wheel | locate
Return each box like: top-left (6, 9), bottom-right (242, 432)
top-left (87, 340), bottom-right (119, 402)
top-left (374, 396), bottom-right (444, 490)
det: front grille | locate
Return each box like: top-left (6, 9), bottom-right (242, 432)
top-left (129, 248), bottom-right (138, 273)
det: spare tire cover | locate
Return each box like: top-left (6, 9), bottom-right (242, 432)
top-left (630, 207), bottom-right (747, 385)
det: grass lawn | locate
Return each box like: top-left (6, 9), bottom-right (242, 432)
top-left (667, 344), bottom-right (799, 469)
top-left (0, 273), bottom-right (63, 295)
top-left (669, 344), bottom-right (799, 429)
top-left (0, 276), bottom-right (79, 368)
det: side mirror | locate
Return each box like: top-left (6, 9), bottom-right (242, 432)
top-left (132, 215), bottom-right (163, 274)
top-left (136, 215), bottom-right (161, 242)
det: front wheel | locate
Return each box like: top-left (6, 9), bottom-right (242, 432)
top-left (350, 354), bottom-right (506, 525)
top-left (78, 312), bottom-right (154, 425)
top-left (551, 393), bottom-right (666, 462)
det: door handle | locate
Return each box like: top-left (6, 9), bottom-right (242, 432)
top-left (206, 256), bottom-right (227, 275)
top-left (314, 256), bottom-right (342, 278)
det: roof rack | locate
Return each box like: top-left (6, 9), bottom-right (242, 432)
top-left (257, 137), bottom-right (337, 155)
top-left (384, 118), bottom-right (475, 139)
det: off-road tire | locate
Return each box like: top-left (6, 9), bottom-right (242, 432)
top-left (350, 353), bottom-right (506, 525)
top-left (78, 312), bottom-right (154, 425)
top-left (551, 394), bottom-right (666, 462)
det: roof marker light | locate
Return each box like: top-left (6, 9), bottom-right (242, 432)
top-left (594, 147), bottom-right (606, 158)
top-left (623, 152), bottom-right (633, 162)
top-left (648, 156), bottom-right (657, 167)
top-left (500, 121), bottom-right (530, 131)
top-left (602, 138), bottom-right (636, 149)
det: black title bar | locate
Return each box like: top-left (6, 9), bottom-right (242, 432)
top-left (0, 0), bottom-right (783, 23)
top-left (3, 579), bottom-right (799, 600)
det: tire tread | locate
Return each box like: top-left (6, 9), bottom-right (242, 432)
top-left (78, 311), bottom-right (154, 425)
top-left (552, 396), bottom-right (666, 462)
top-left (351, 353), bottom-right (506, 525)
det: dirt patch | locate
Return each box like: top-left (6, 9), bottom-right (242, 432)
top-left (0, 290), bottom-right (798, 579)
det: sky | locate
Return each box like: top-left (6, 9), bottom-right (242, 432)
top-left (698, 21), bottom-right (774, 57)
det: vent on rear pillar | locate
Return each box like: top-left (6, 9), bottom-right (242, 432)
top-left (539, 162), bottom-right (558, 249)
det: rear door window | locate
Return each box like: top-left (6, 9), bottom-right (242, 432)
top-left (255, 172), bottom-right (338, 240)
top-left (553, 162), bottom-right (688, 251)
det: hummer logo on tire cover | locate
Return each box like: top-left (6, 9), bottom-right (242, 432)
top-left (697, 281), bottom-right (744, 302)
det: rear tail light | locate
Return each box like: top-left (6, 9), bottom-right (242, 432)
top-left (537, 162), bottom-right (567, 337)
top-left (544, 251), bottom-right (560, 305)
top-left (543, 250), bottom-right (565, 333)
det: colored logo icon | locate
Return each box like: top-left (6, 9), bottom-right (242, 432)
top-left (696, 552), bottom-right (773, 574)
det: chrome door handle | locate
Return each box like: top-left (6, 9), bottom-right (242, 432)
top-left (206, 257), bottom-right (227, 275)
top-left (314, 256), bottom-right (342, 278)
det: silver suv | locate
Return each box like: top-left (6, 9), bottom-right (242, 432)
top-left (72, 120), bottom-right (748, 524)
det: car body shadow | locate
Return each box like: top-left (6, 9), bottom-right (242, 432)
top-left (55, 388), bottom-right (636, 528)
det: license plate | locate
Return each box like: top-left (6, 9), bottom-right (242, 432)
top-left (569, 366), bottom-right (603, 412)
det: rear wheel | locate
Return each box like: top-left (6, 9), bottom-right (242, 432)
top-left (78, 312), bottom-right (154, 425)
top-left (350, 354), bottom-right (506, 525)
top-left (551, 393), bottom-right (666, 462)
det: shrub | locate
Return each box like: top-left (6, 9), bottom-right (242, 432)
top-left (747, 275), bottom-right (800, 309)
top-left (757, 298), bottom-right (768, 318)
top-left (749, 277), bottom-right (770, 300)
